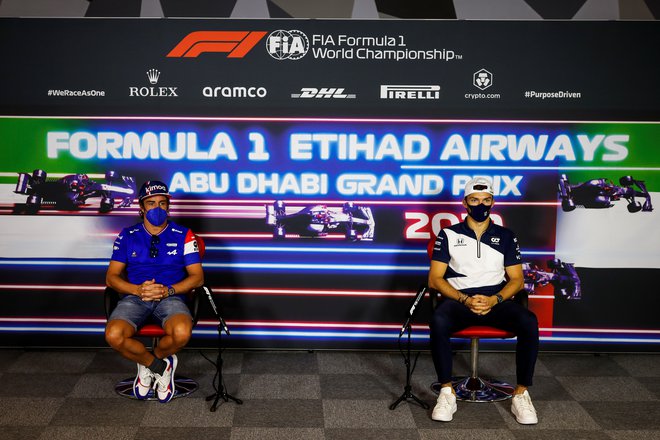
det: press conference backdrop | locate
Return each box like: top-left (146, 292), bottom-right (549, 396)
top-left (0, 19), bottom-right (658, 350)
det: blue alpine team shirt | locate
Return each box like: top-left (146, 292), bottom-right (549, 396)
top-left (110, 221), bottom-right (201, 290)
top-left (431, 220), bottom-right (521, 296)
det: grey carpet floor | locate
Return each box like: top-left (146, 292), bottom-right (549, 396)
top-left (0, 348), bottom-right (658, 439)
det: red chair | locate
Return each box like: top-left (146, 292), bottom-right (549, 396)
top-left (429, 288), bottom-right (528, 402)
top-left (427, 239), bottom-right (527, 402)
top-left (104, 235), bottom-right (206, 400)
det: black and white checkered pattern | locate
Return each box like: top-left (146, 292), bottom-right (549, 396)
top-left (1, 348), bottom-right (659, 439)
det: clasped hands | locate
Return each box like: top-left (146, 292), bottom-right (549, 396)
top-left (136, 279), bottom-right (168, 301)
top-left (466, 294), bottom-right (497, 315)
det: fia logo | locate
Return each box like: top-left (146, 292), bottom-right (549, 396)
top-left (266, 30), bottom-right (309, 60)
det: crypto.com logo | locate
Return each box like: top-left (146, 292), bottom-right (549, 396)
top-left (473, 68), bottom-right (493, 90)
top-left (167, 31), bottom-right (267, 58)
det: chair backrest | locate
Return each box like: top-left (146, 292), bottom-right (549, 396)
top-left (104, 286), bottom-right (120, 320)
top-left (195, 234), bottom-right (205, 259)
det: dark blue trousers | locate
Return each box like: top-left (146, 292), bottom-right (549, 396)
top-left (429, 298), bottom-right (539, 386)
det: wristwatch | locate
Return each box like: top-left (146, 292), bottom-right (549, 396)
top-left (167, 286), bottom-right (175, 297)
top-left (495, 293), bottom-right (504, 304)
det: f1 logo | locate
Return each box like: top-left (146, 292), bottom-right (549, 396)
top-left (167, 31), bottom-right (267, 58)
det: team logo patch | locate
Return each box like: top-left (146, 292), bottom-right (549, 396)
top-left (184, 230), bottom-right (199, 256)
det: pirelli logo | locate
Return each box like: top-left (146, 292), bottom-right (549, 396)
top-left (380, 85), bottom-right (441, 100)
top-left (167, 31), bottom-right (267, 58)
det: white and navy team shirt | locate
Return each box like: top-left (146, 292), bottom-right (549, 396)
top-left (431, 220), bottom-right (522, 296)
top-left (111, 221), bottom-right (201, 290)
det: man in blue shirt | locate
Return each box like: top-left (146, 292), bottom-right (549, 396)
top-left (105, 180), bottom-right (204, 403)
top-left (428, 177), bottom-right (539, 424)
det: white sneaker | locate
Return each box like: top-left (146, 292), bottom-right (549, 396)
top-left (511, 390), bottom-right (538, 424)
top-left (133, 363), bottom-right (153, 400)
top-left (153, 354), bottom-right (178, 403)
top-left (431, 386), bottom-right (457, 422)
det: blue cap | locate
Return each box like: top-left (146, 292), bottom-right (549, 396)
top-left (138, 180), bottom-right (171, 202)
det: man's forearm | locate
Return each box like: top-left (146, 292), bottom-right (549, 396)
top-left (429, 277), bottom-right (466, 303)
top-left (169, 273), bottom-right (204, 295)
top-left (497, 277), bottom-right (524, 301)
top-left (106, 274), bottom-right (139, 296)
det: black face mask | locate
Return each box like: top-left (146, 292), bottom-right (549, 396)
top-left (466, 203), bottom-right (491, 222)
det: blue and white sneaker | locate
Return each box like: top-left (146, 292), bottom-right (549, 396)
top-left (153, 354), bottom-right (178, 403)
top-left (133, 363), bottom-right (154, 400)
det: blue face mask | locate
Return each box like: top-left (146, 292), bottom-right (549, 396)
top-left (467, 203), bottom-right (491, 222)
top-left (145, 206), bottom-right (168, 226)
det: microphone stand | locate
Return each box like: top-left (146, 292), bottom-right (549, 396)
top-left (390, 286), bottom-right (430, 410)
top-left (202, 286), bottom-right (243, 411)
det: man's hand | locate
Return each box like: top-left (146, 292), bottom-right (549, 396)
top-left (467, 294), bottom-right (497, 315)
top-left (136, 279), bottom-right (167, 301)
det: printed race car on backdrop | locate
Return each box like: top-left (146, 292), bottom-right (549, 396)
top-left (523, 259), bottom-right (581, 300)
top-left (14, 169), bottom-right (136, 213)
top-left (558, 174), bottom-right (652, 213)
top-left (266, 200), bottom-right (375, 241)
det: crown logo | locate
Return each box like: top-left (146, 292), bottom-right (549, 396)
top-left (146, 69), bottom-right (161, 85)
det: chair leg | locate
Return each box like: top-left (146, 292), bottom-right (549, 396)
top-left (451, 337), bottom-right (514, 402)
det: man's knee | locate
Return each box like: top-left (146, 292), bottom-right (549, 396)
top-left (516, 309), bottom-right (539, 336)
top-left (432, 299), bottom-right (465, 330)
top-left (105, 320), bottom-right (132, 348)
top-left (167, 317), bottom-right (192, 346)
top-left (430, 309), bottom-right (454, 337)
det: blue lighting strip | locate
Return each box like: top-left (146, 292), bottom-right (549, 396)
top-left (0, 324), bottom-right (104, 334)
top-left (207, 246), bottom-right (554, 256)
top-left (1, 322), bottom-right (659, 344)
top-left (0, 259), bottom-right (108, 267)
top-left (0, 248), bottom-right (553, 272)
top-left (202, 262), bottom-right (429, 272)
top-left (206, 246), bottom-right (426, 254)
